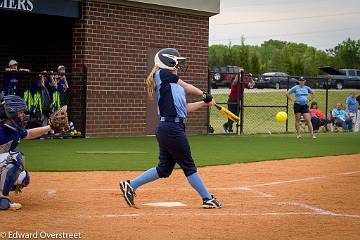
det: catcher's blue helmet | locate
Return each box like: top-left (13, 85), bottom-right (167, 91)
top-left (1, 95), bottom-right (28, 127)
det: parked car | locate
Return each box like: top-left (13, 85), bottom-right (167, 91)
top-left (318, 66), bottom-right (360, 89)
top-left (255, 72), bottom-right (298, 89)
top-left (210, 66), bottom-right (243, 88)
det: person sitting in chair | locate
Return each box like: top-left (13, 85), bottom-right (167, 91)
top-left (331, 103), bottom-right (353, 132)
top-left (309, 101), bottom-right (330, 132)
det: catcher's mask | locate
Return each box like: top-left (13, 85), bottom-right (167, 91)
top-left (1, 95), bottom-right (28, 128)
top-left (154, 48), bottom-right (188, 72)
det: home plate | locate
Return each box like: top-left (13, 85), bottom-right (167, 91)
top-left (142, 202), bottom-right (187, 207)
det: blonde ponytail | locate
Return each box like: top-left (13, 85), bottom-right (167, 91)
top-left (146, 65), bottom-right (159, 97)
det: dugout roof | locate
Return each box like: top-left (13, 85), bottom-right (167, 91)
top-left (108, 0), bottom-right (220, 16)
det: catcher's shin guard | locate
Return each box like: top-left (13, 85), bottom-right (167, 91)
top-left (0, 156), bottom-right (23, 197)
top-left (11, 170), bottom-right (30, 193)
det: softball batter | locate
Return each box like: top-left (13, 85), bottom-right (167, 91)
top-left (120, 48), bottom-right (222, 209)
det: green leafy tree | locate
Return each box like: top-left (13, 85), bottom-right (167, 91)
top-left (209, 38), bottom-right (359, 76)
top-left (268, 49), bottom-right (286, 72)
top-left (327, 38), bottom-right (360, 69)
top-left (232, 45), bottom-right (250, 70)
top-left (249, 52), bottom-right (261, 74)
top-left (293, 57), bottom-right (304, 76)
top-left (208, 44), bottom-right (228, 68)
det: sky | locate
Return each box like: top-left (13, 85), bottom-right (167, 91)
top-left (209, 0), bottom-right (360, 50)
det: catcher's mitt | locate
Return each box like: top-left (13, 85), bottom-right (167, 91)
top-left (49, 105), bottom-right (70, 132)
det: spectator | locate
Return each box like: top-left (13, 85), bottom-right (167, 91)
top-left (223, 72), bottom-right (255, 133)
top-left (45, 71), bottom-right (60, 113)
top-left (56, 65), bottom-right (69, 106)
top-left (355, 94), bottom-right (360, 132)
top-left (24, 71), bottom-right (51, 128)
top-left (2, 60), bottom-right (30, 96)
top-left (286, 77), bottom-right (316, 139)
top-left (331, 103), bottom-right (353, 131)
top-left (45, 71), bottom-right (57, 95)
top-left (37, 72), bottom-right (51, 119)
top-left (309, 101), bottom-right (330, 132)
top-left (346, 92), bottom-right (357, 128)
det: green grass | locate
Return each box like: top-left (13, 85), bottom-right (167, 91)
top-left (210, 89), bottom-right (359, 134)
top-left (19, 133), bottom-right (360, 171)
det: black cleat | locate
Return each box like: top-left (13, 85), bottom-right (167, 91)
top-left (119, 180), bottom-right (136, 207)
top-left (202, 195), bottom-right (222, 209)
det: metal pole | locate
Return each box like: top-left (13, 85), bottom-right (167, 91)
top-left (285, 76), bottom-right (289, 132)
top-left (239, 70), bottom-right (244, 134)
top-left (325, 76), bottom-right (329, 120)
top-left (235, 72), bottom-right (240, 135)
top-left (207, 69), bottom-right (211, 134)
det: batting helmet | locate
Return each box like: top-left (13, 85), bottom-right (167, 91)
top-left (1, 95), bottom-right (28, 127)
top-left (154, 48), bottom-right (186, 71)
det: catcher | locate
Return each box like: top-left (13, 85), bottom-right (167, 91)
top-left (0, 94), bottom-right (69, 210)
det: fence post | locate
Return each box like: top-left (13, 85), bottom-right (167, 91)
top-left (325, 76), bottom-right (329, 120)
top-left (207, 69), bottom-right (211, 134)
top-left (286, 76), bottom-right (289, 132)
top-left (235, 72), bottom-right (239, 135)
top-left (239, 70), bottom-right (244, 135)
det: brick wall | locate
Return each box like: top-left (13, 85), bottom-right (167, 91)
top-left (73, 0), bottom-right (210, 137)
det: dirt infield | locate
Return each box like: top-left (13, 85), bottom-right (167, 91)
top-left (2, 154), bottom-right (360, 240)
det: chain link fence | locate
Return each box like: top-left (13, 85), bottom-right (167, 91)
top-left (0, 67), bottom-right (87, 137)
top-left (208, 71), bottom-right (358, 135)
top-left (2, 68), bottom-right (355, 137)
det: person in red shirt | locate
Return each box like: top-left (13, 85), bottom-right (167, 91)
top-left (310, 101), bottom-right (330, 132)
top-left (223, 73), bottom-right (255, 133)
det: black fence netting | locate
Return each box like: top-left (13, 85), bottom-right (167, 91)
top-left (0, 67), bottom-right (87, 137)
top-left (208, 71), bottom-right (357, 135)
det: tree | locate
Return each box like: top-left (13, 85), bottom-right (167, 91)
top-left (327, 38), bottom-right (360, 69)
top-left (268, 49), bottom-right (286, 72)
top-left (293, 57), bottom-right (304, 76)
top-left (249, 52), bottom-right (261, 74)
top-left (208, 38), bottom-right (359, 76)
top-left (232, 45), bottom-right (250, 69)
top-left (208, 44), bottom-right (228, 68)
top-left (224, 42), bottom-right (234, 65)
